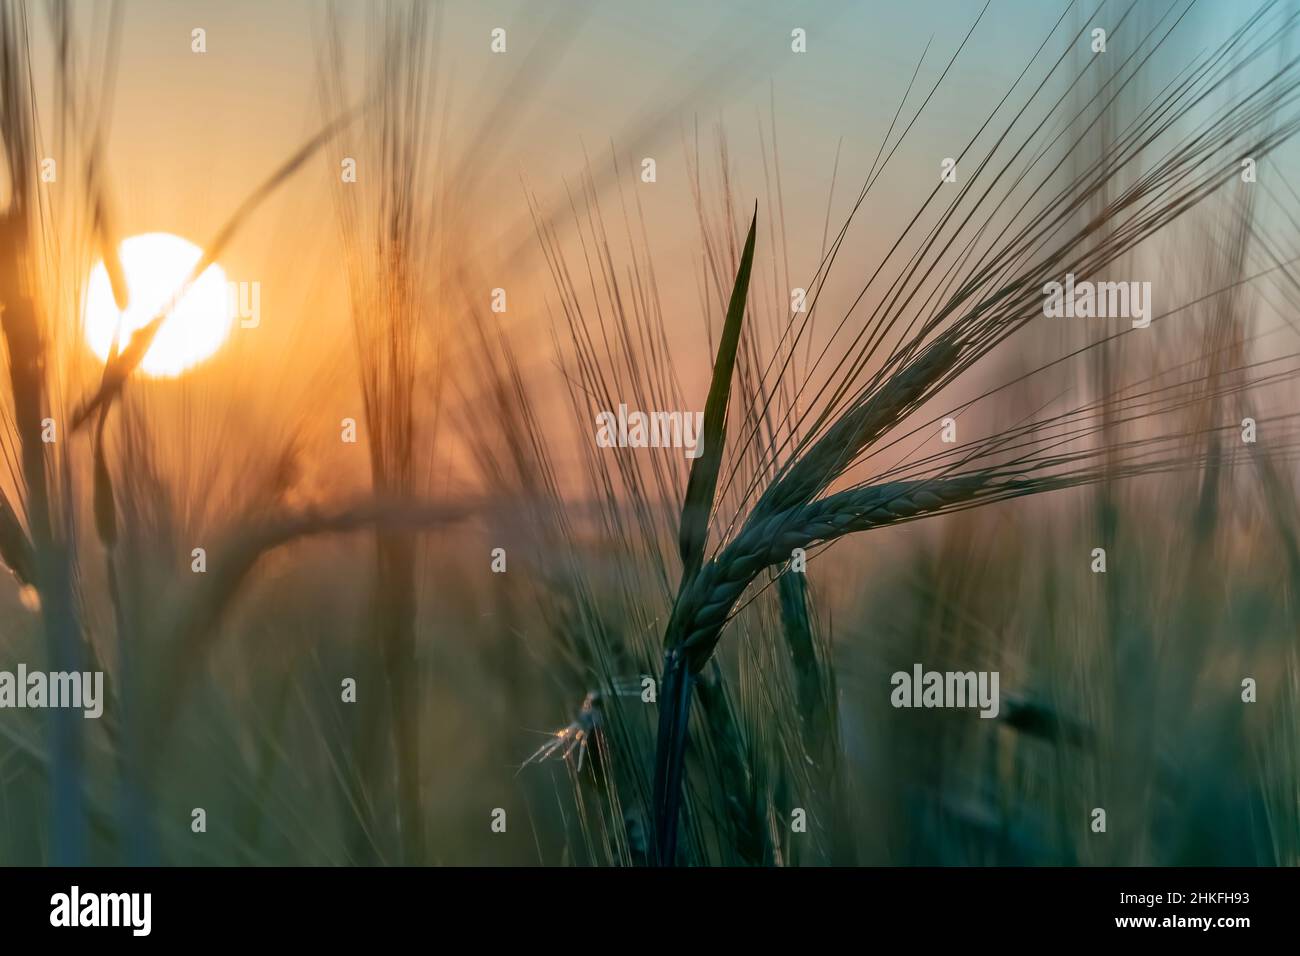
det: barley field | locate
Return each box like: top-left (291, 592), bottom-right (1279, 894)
top-left (1, 0), bottom-right (1299, 869)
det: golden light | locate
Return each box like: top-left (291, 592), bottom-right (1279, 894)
top-left (83, 232), bottom-right (231, 378)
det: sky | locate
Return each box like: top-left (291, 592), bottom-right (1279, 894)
top-left (31, 1), bottom-right (1269, 315)
top-left (15, 0), bottom-right (1292, 496)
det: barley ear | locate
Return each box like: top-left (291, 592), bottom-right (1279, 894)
top-left (677, 205), bottom-right (756, 586)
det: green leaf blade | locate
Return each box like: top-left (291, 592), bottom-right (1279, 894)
top-left (677, 205), bottom-right (757, 584)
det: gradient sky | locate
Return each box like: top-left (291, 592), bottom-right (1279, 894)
top-left (36, 1), bottom-right (1264, 264)
top-left (16, 0), bottom-right (1292, 496)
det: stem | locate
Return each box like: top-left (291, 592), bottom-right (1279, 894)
top-left (651, 648), bottom-right (693, 865)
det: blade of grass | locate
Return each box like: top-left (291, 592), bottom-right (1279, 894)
top-left (677, 205), bottom-right (757, 584)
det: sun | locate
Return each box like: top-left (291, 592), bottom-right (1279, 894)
top-left (83, 232), bottom-right (232, 378)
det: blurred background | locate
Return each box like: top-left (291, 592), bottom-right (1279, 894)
top-left (1, 0), bottom-right (1299, 865)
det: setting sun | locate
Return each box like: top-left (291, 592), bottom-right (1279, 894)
top-left (83, 232), bottom-right (231, 378)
